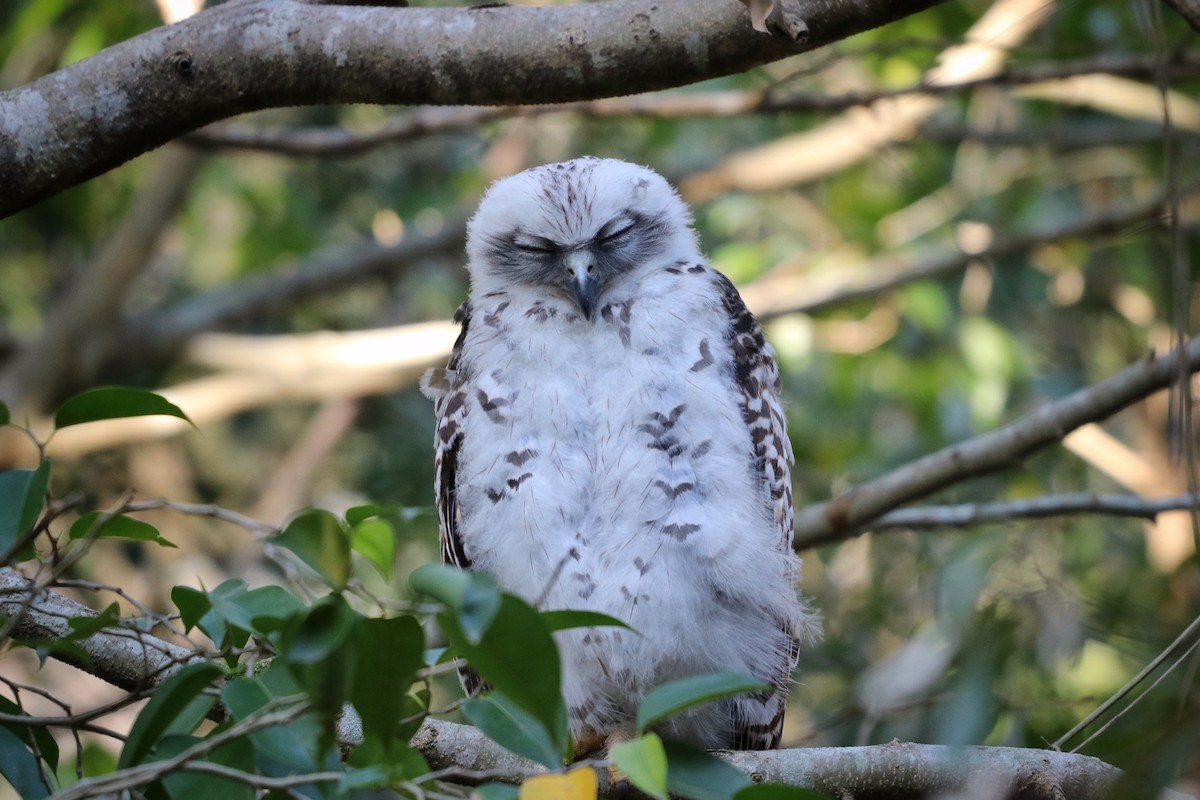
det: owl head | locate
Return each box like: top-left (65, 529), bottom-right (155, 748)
top-left (465, 157), bottom-right (699, 319)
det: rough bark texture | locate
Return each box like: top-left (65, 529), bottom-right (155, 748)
top-left (0, 0), bottom-right (945, 217)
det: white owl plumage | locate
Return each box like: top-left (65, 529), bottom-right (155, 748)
top-left (422, 157), bottom-right (819, 751)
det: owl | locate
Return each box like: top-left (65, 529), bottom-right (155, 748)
top-left (421, 157), bottom-right (819, 752)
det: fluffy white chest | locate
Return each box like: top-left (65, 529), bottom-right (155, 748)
top-left (453, 269), bottom-right (800, 743)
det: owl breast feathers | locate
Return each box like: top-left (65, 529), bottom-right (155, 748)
top-left (421, 157), bottom-right (819, 751)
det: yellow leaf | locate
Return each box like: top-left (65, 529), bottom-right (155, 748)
top-left (519, 766), bottom-right (598, 800)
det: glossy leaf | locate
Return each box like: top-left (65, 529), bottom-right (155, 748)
top-left (0, 724), bottom-right (51, 799)
top-left (67, 512), bottom-right (176, 548)
top-left (409, 562), bottom-right (473, 607)
top-left (345, 503), bottom-right (396, 526)
top-left (0, 697), bottom-right (58, 776)
top-left (734, 785), bottom-right (835, 800)
top-left (477, 784), bottom-right (521, 800)
top-left (170, 585), bottom-right (212, 634)
top-left (157, 734), bottom-right (255, 800)
top-left (462, 693), bottom-right (563, 769)
top-left (637, 672), bottom-right (772, 733)
top-left (610, 733), bottom-right (668, 800)
top-left (53, 386), bottom-right (192, 430)
top-left (520, 765), bottom-right (598, 800)
top-left (439, 592), bottom-right (566, 750)
top-left (663, 740), bottom-right (751, 800)
top-left (119, 662), bottom-right (223, 768)
top-left (283, 595), bottom-right (357, 665)
top-left (350, 614), bottom-right (424, 748)
top-left (221, 669), bottom-right (322, 771)
top-left (66, 602), bottom-right (122, 639)
top-left (338, 766), bottom-right (389, 792)
top-left (410, 563), bottom-right (502, 644)
top-left (0, 460), bottom-right (51, 557)
top-left (274, 509), bottom-right (351, 590)
top-left (351, 516), bottom-right (395, 579)
top-left (539, 609), bottom-right (632, 634)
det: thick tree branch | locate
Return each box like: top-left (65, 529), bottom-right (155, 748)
top-left (793, 337), bottom-right (1200, 549)
top-left (0, 567), bottom-right (207, 693)
top-left (181, 52), bottom-right (1200, 158)
top-left (0, 0), bottom-right (945, 217)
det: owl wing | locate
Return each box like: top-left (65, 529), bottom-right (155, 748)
top-left (420, 300), bottom-right (473, 570)
top-left (713, 272), bottom-right (801, 750)
top-left (421, 301), bottom-right (489, 696)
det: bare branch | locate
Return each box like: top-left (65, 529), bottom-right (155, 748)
top-left (1163, 0), bottom-right (1200, 33)
top-left (181, 53), bottom-right (1200, 157)
top-left (743, 192), bottom-right (1173, 320)
top-left (680, 0), bottom-right (1054, 199)
top-left (866, 492), bottom-right (1200, 532)
top-left (0, 567), bottom-right (207, 693)
top-left (0, 0), bottom-right (946, 217)
top-left (411, 718), bottom-right (1124, 800)
top-left (114, 214), bottom-right (466, 372)
top-left (793, 337), bottom-right (1200, 549)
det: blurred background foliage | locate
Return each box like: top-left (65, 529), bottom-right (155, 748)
top-left (1, 0), bottom-right (1199, 795)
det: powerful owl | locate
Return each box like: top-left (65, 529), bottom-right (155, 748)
top-left (421, 157), bottom-right (819, 751)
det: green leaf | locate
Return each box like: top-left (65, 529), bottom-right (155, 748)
top-left (611, 733), bottom-right (668, 800)
top-left (281, 597), bottom-right (357, 746)
top-left (345, 503), bottom-right (396, 526)
top-left (0, 401), bottom-right (9, 426)
top-left (540, 609), bottom-right (632, 634)
top-left (67, 512), bottom-right (176, 548)
top-left (350, 614), bottom-right (424, 748)
top-left (663, 741), bottom-right (751, 800)
top-left (0, 724), bottom-right (51, 799)
top-left (158, 734), bottom-right (255, 800)
top-left (66, 602), bottom-right (123, 639)
top-left (221, 669), bottom-right (322, 772)
top-left (411, 564), bottom-right (502, 644)
top-left (53, 386), bottom-right (192, 430)
top-left (637, 673), bottom-right (772, 734)
top-left (172, 579), bottom-right (272, 649)
top-left (734, 785), bottom-right (835, 800)
top-left (462, 693), bottom-right (563, 769)
top-left (171, 585), bottom-right (213, 634)
top-left (351, 517), bottom-right (395, 580)
top-left (283, 595), bottom-right (357, 665)
top-left (338, 766), bottom-right (389, 792)
top-left (0, 460), bottom-right (51, 558)
top-left (274, 509), bottom-right (351, 590)
top-left (120, 662), bottom-right (223, 768)
top-left (0, 697), bottom-right (58, 776)
top-left (475, 783), bottom-right (520, 800)
top-left (409, 562), bottom-right (473, 607)
top-left (438, 593), bottom-right (566, 751)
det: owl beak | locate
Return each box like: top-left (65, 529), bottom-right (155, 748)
top-left (566, 250), bottom-right (600, 320)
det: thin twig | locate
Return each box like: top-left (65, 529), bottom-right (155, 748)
top-left (1053, 612), bottom-right (1200, 750)
top-left (866, 492), bottom-right (1200, 531)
